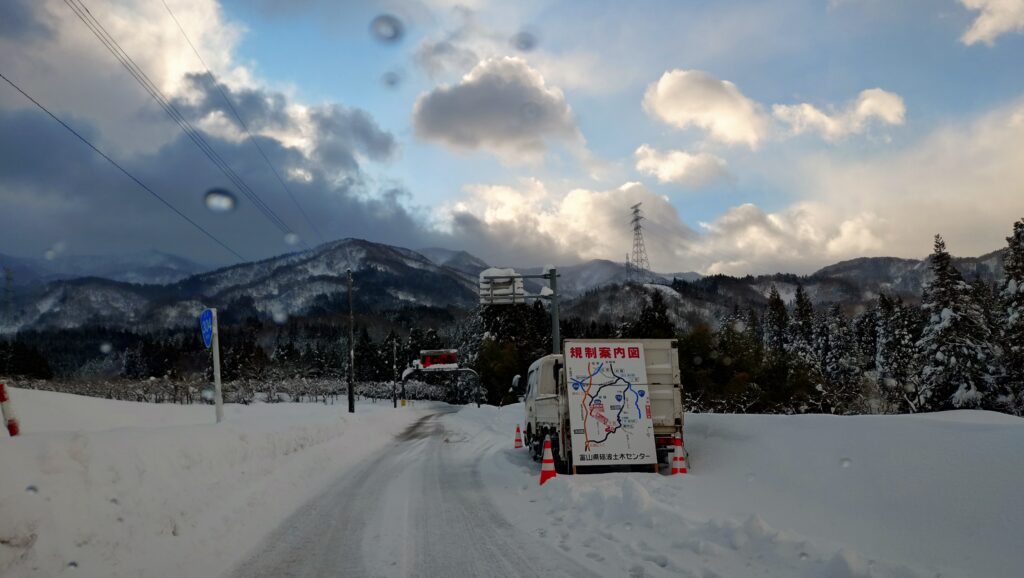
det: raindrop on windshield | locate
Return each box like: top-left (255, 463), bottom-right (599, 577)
top-left (840, 457), bottom-right (852, 468)
top-left (26, 485), bottom-right (38, 494)
top-left (520, 101), bottom-right (542, 122)
top-left (510, 31), bottom-right (538, 52)
top-left (204, 189), bottom-right (237, 213)
top-left (799, 552), bottom-right (809, 561)
top-left (381, 71), bottom-right (401, 89)
top-left (272, 311), bottom-right (288, 324)
top-left (284, 232), bottom-right (300, 246)
top-left (370, 14), bottom-right (404, 43)
top-left (692, 356), bottom-right (702, 366)
top-left (100, 342), bottom-right (112, 354)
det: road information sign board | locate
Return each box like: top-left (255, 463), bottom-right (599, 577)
top-left (564, 341), bottom-right (657, 466)
top-left (200, 309), bottom-right (214, 349)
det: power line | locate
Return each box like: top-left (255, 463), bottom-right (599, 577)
top-left (63, 0), bottom-right (307, 248)
top-left (0, 71), bottom-right (246, 261)
top-left (159, 0), bottom-right (325, 246)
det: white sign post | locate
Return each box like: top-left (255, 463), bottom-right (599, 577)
top-left (200, 308), bottom-right (224, 423)
top-left (564, 341), bottom-right (657, 467)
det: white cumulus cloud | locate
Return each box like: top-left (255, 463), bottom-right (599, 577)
top-left (959, 0), bottom-right (1024, 45)
top-left (772, 88), bottom-right (906, 141)
top-left (642, 69), bottom-right (770, 149)
top-left (633, 144), bottom-right (728, 187)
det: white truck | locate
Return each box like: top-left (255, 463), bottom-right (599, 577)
top-left (522, 339), bottom-right (684, 473)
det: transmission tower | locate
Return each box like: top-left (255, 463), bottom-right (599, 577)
top-left (630, 203), bottom-right (652, 284)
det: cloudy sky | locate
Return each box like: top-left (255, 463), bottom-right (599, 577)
top-left (1, 0), bottom-right (1023, 275)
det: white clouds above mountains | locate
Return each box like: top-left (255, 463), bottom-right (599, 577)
top-left (642, 70), bottom-right (770, 148)
top-left (772, 88), bottom-right (905, 141)
top-left (642, 69), bottom-right (905, 147)
top-left (412, 57), bottom-right (581, 163)
top-left (959, 0), bottom-right (1024, 45)
top-left (633, 145), bottom-right (729, 187)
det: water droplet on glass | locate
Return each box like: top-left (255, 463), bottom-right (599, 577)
top-left (840, 457), bottom-right (852, 468)
top-left (67, 561), bottom-right (79, 569)
top-left (520, 101), bottom-right (542, 122)
top-left (381, 71), bottom-right (401, 89)
top-left (100, 342), bottom-right (112, 354)
top-left (272, 311), bottom-right (288, 324)
top-left (44, 250), bottom-right (57, 261)
top-left (370, 14), bottom-right (404, 43)
top-left (204, 189), bottom-right (236, 213)
top-left (110, 497), bottom-right (119, 505)
top-left (798, 552), bottom-right (809, 560)
top-left (284, 232), bottom-right (300, 246)
top-left (26, 485), bottom-right (38, 494)
top-left (721, 356), bottom-right (733, 366)
top-left (745, 472), bottom-right (756, 483)
top-left (510, 31), bottom-right (538, 52)
top-left (201, 388), bottom-right (214, 402)
top-left (692, 356), bottom-right (702, 366)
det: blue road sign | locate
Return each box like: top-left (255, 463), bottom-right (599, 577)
top-left (200, 309), bottom-right (214, 349)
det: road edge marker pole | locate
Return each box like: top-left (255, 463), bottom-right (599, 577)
top-left (0, 383), bottom-right (20, 436)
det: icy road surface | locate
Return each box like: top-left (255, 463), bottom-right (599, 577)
top-left (229, 409), bottom-right (589, 578)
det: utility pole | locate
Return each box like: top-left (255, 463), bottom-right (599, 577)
top-left (549, 267), bottom-right (560, 355)
top-left (347, 268), bottom-right (355, 414)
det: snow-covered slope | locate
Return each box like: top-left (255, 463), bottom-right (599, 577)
top-left (448, 404), bottom-right (1024, 578)
top-left (0, 388), bottom-right (431, 578)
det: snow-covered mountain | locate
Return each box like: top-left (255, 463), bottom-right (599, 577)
top-left (811, 249), bottom-right (1005, 296)
top-left (3, 239), bottom-right (477, 334)
top-left (517, 260), bottom-right (702, 296)
top-left (0, 251), bottom-right (207, 286)
top-left (3, 237), bottom-right (1008, 335)
top-left (418, 247), bottom-right (490, 276)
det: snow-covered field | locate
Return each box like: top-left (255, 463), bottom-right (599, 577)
top-left (2, 388), bottom-right (1022, 578)
top-left (0, 388), bottom-right (431, 577)
top-left (448, 405), bottom-right (1024, 578)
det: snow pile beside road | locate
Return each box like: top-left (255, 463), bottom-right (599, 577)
top-left (444, 404), bottom-right (1024, 578)
top-left (0, 388), bottom-right (425, 578)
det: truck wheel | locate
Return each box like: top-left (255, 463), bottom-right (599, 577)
top-left (550, 436), bottom-right (571, 474)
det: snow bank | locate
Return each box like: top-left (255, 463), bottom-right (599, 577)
top-left (443, 404), bottom-right (1024, 578)
top-left (0, 388), bottom-right (428, 578)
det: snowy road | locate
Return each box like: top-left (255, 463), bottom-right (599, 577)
top-left (228, 410), bottom-right (590, 578)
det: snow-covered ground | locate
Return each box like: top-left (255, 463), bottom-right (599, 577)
top-left (448, 404), bottom-right (1024, 578)
top-left (2, 388), bottom-right (1022, 578)
top-left (0, 388), bottom-right (432, 577)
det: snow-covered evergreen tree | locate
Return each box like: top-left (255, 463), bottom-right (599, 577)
top-left (763, 285), bottom-right (789, 360)
top-left (917, 235), bottom-right (998, 410)
top-left (874, 295), bottom-right (922, 411)
top-left (1000, 218), bottom-right (1024, 413)
top-left (787, 284), bottom-right (816, 367)
top-left (813, 304), bottom-right (862, 413)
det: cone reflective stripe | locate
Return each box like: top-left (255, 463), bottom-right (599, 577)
top-left (671, 433), bottom-right (687, 475)
top-left (539, 436), bottom-right (557, 485)
top-left (0, 383), bottom-right (19, 437)
top-left (514, 425), bottom-right (523, 449)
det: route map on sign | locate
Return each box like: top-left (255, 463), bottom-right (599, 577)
top-left (564, 341), bottom-right (657, 467)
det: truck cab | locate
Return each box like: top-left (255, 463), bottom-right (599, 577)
top-left (522, 354), bottom-right (565, 462)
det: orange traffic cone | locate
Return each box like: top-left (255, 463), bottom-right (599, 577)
top-left (514, 425), bottom-right (524, 449)
top-left (671, 433), bottom-right (687, 475)
top-left (539, 436), bottom-right (557, 485)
